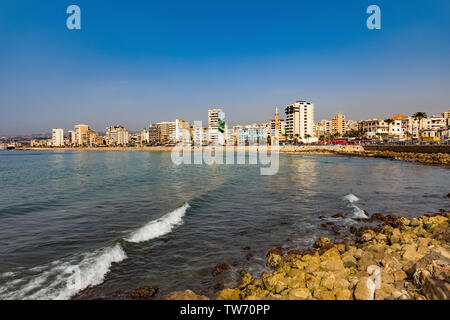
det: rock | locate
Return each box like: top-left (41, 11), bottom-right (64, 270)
top-left (332, 213), bottom-right (344, 218)
top-left (261, 272), bottom-right (287, 293)
top-left (130, 286), bottom-right (158, 299)
top-left (320, 273), bottom-right (335, 290)
top-left (389, 228), bottom-right (402, 244)
top-left (163, 290), bottom-right (209, 300)
top-left (320, 257), bottom-right (345, 271)
top-left (401, 244), bottom-right (421, 261)
top-left (398, 217), bottom-right (410, 226)
top-left (334, 277), bottom-right (350, 290)
top-left (374, 289), bottom-right (387, 300)
top-left (238, 272), bottom-right (253, 288)
top-left (288, 288), bottom-right (312, 299)
top-left (313, 287), bottom-right (335, 300)
top-left (358, 252), bottom-right (376, 271)
top-left (380, 270), bottom-right (395, 284)
top-left (216, 288), bottom-right (241, 300)
top-left (335, 288), bottom-right (352, 300)
top-left (267, 253), bottom-right (282, 268)
top-left (393, 270), bottom-right (407, 282)
top-left (410, 218), bottom-right (421, 227)
top-left (212, 262), bottom-right (230, 276)
top-left (361, 232), bottom-right (373, 242)
top-left (354, 277), bottom-right (374, 300)
top-left (315, 237), bottom-right (331, 248)
top-left (342, 253), bottom-right (357, 268)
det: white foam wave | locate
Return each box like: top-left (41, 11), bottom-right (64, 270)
top-left (343, 193), bottom-right (368, 219)
top-left (126, 203), bottom-right (190, 243)
top-left (343, 193), bottom-right (359, 203)
top-left (0, 244), bottom-right (127, 300)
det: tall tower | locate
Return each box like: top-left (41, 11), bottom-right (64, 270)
top-left (275, 108), bottom-right (279, 133)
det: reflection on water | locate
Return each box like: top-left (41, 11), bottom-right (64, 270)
top-left (0, 151), bottom-right (448, 299)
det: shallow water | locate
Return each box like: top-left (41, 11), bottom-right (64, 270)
top-left (0, 150), bottom-right (448, 299)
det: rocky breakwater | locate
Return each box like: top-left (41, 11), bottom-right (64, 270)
top-left (215, 212), bottom-right (450, 300)
top-left (368, 151), bottom-right (450, 166)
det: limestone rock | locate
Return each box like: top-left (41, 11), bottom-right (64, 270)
top-left (216, 288), bottom-right (241, 300)
top-left (164, 290), bottom-right (209, 300)
top-left (354, 277), bottom-right (374, 300)
top-left (288, 288), bottom-right (312, 300)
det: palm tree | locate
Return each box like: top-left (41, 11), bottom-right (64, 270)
top-left (304, 134), bottom-right (311, 143)
top-left (412, 112), bottom-right (428, 142)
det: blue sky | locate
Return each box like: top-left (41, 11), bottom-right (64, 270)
top-left (0, 0), bottom-right (449, 135)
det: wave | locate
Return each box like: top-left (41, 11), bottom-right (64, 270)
top-left (343, 193), bottom-right (368, 219)
top-left (126, 203), bottom-right (190, 243)
top-left (0, 244), bottom-right (126, 300)
top-left (0, 203), bottom-right (190, 299)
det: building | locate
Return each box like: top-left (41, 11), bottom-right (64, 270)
top-left (67, 130), bottom-right (76, 145)
top-left (51, 129), bottom-right (64, 147)
top-left (345, 120), bottom-right (359, 132)
top-left (331, 113), bottom-right (346, 135)
top-left (156, 121), bottom-right (176, 144)
top-left (237, 124), bottom-right (268, 145)
top-left (174, 119), bottom-right (189, 144)
top-left (106, 125), bottom-right (129, 146)
top-left (148, 124), bottom-right (161, 144)
top-left (208, 108), bottom-right (226, 144)
top-left (74, 124), bottom-right (98, 146)
top-left (285, 101), bottom-right (314, 142)
top-left (360, 119), bottom-right (389, 140)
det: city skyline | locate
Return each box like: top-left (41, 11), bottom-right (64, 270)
top-left (1, 1), bottom-right (450, 135)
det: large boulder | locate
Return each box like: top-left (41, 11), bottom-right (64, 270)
top-left (216, 288), bottom-right (241, 300)
top-left (163, 290), bottom-right (209, 300)
top-left (288, 288), bottom-right (312, 300)
top-left (130, 286), bottom-right (158, 299)
top-left (354, 277), bottom-right (375, 300)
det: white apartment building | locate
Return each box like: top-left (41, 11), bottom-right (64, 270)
top-left (285, 101), bottom-right (314, 142)
top-left (361, 119), bottom-right (389, 139)
top-left (208, 108), bottom-right (226, 144)
top-left (106, 125), bottom-right (129, 146)
top-left (51, 129), bottom-right (64, 147)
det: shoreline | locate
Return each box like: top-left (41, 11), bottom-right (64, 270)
top-left (166, 210), bottom-right (450, 300)
top-left (72, 209), bottom-right (450, 300)
top-left (12, 145), bottom-right (450, 167)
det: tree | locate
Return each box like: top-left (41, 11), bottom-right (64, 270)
top-left (412, 112), bottom-right (428, 142)
top-left (304, 134), bottom-right (311, 143)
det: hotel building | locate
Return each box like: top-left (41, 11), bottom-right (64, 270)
top-left (51, 129), bottom-right (64, 147)
top-left (285, 101), bottom-right (314, 142)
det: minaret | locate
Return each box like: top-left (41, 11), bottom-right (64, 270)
top-left (275, 108), bottom-right (279, 134)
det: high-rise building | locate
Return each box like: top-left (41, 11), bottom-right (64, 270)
top-left (74, 124), bottom-right (89, 146)
top-left (285, 101), bottom-right (314, 142)
top-left (74, 124), bottom-right (98, 146)
top-left (331, 113), bottom-right (346, 135)
top-left (106, 125), bottom-right (129, 146)
top-left (208, 108), bottom-right (225, 144)
top-left (148, 124), bottom-right (161, 144)
top-left (67, 130), bottom-right (76, 145)
top-left (51, 129), bottom-right (64, 147)
top-left (157, 121), bottom-right (176, 144)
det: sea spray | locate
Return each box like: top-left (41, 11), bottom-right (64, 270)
top-left (0, 244), bottom-right (127, 300)
top-left (343, 193), bottom-right (368, 219)
top-left (126, 203), bottom-right (190, 243)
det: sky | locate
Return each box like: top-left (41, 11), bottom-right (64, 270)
top-left (0, 0), bottom-right (449, 135)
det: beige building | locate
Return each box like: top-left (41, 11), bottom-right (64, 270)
top-left (285, 101), bottom-right (314, 142)
top-left (51, 128), bottom-right (64, 147)
top-left (331, 113), bottom-right (346, 135)
top-left (74, 124), bottom-right (98, 146)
